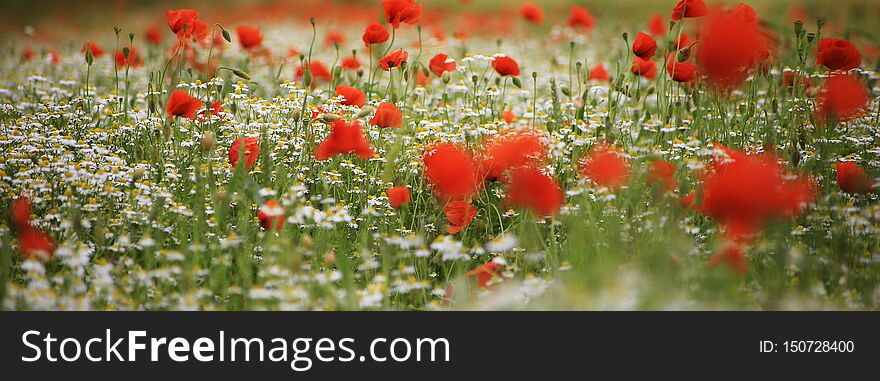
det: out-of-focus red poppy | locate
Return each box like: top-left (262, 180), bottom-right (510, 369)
top-left (198, 101), bottom-right (224, 122)
top-left (236, 26), bottom-right (264, 50)
top-left (568, 5), bottom-right (595, 30)
top-left (467, 261), bottom-right (501, 288)
top-left (258, 199), bottom-right (285, 232)
top-left (589, 63), bottom-right (609, 82)
top-left (18, 226), bottom-right (55, 260)
top-left (341, 55), bottom-right (361, 70)
top-left (667, 58), bottom-right (699, 83)
top-left (379, 49), bottom-right (408, 71)
top-left (48, 51), bottom-right (60, 65)
top-left (363, 23), bottom-right (390, 47)
top-left (815, 74), bottom-right (869, 123)
top-left (671, 0), bottom-right (708, 21)
top-left (115, 47), bottom-right (143, 68)
top-left (21, 46), bottom-right (34, 62)
top-left (694, 145), bottom-right (815, 240)
top-left (229, 137), bottom-right (260, 170)
top-left (579, 144), bottom-right (631, 189)
top-left (387, 186), bottom-right (411, 209)
top-left (707, 243), bottom-right (748, 276)
top-left (502, 110), bottom-right (516, 123)
top-left (816, 38), bottom-right (861, 72)
top-left (647, 160), bottom-right (678, 192)
top-left (324, 31), bottom-right (345, 47)
top-left (444, 200), bottom-right (477, 234)
top-left (424, 144), bottom-right (480, 201)
top-left (12, 197), bottom-right (32, 228)
top-left (836, 162), bottom-right (873, 194)
top-left (416, 70), bottom-right (429, 87)
top-left (429, 53), bottom-right (456, 77)
top-left (519, 2), bottom-right (545, 25)
top-left (505, 166), bottom-right (563, 217)
top-left (479, 132), bottom-right (546, 182)
top-left (632, 32), bottom-right (657, 59)
top-left (782, 71), bottom-right (812, 92)
top-left (147, 24), bottom-right (163, 46)
top-left (648, 14), bottom-right (667, 36)
top-left (335, 84), bottom-right (366, 107)
top-left (315, 120), bottom-right (374, 160)
top-left (370, 102), bottom-right (403, 128)
top-left (674, 32), bottom-right (691, 49)
top-left (165, 90), bottom-right (202, 120)
top-left (492, 55), bottom-right (520, 77)
top-left (383, 0), bottom-right (423, 29)
top-left (631, 56), bottom-right (657, 80)
top-left (696, 6), bottom-right (768, 89)
top-left (82, 41), bottom-right (105, 58)
top-left (296, 61), bottom-right (332, 83)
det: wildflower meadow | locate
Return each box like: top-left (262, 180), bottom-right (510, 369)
top-left (2, 0), bottom-right (880, 310)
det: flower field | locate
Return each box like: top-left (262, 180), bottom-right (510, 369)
top-left (1, 0), bottom-right (880, 310)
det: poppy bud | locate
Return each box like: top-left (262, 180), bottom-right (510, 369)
top-left (323, 251), bottom-right (336, 267)
top-left (122, 47), bottom-right (130, 58)
top-left (303, 69), bottom-right (313, 87)
top-left (441, 71), bottom-right (451, 84)
top-left (84, 44), bottom-right (94, 65)
top-left (512, 77), bottom-right (522, 88)
top-left (221, 27), bottom-right (232, 42)
top-left (677, 46), bottom-right (691, 62)
top-left (622, 32), bottom-right (628, 43)
top-left (310, 17), bottom-right (316, 26)
top-left (301, 234), bottom-right (314, 250)
top-left (132, 167), bottom-right (145, 181)
top-left (793, 21), bottom-right (804, 38)
top-left (201, 131), bottom-right (215, 153)
top-left (319, 113), bottom-right (341, 123)
top-left (561, 85), bottom-right (571, 96)
top-left (291, 108), bottom-right (302, 119)
top-left (231, 68), bottom-right (251, 81)
top-left (332, 65), bottom-right (342, 80)
top-left (114, 26), bottom-right (121, 36)
top-left (355, 106), bottom-right (375, 119)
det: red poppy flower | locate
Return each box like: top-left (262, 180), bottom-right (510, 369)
top-left (258, 199), bottom-right (285, 232)
top-left (335, 85), bottom-right (366, 107)
top-left (568, 5), bottom-right (595, 30)
top-left (479, 132), bottom-right (547, 182)
top-left (667, 58), bottom-right (699, 83)
top-left (492, 55), bottom-right (520, 77)
top-left (115, 47), bottom-right (143, 68)
top-left (836, 162), bottom-right (873, 194)
top-left (370, 102), bottom-right (403, 128)
top-left (696, 7), bottom-right (768, 89)
top-left (647, 160), bottom-right (678, 192)
top-left (589, 63), bottom-right (609, 82)
top-left (17, 226), bottom-right (55, 260)
top-left (198, 101), bottom-right (224, 122)
top-left (165, 90), bottom-right (202, 120)
top-left (229, 137), bottom-right (260, 170)
top-left (815, 74), bottom-right (869, 123)
top-left (631, 56), bottom-right (657, 80)
top-left (416, 70), bottom-right (430, 87)
top-left (324, 31), bottom-right (345, 47)
top-left (505, 166), bottom-right (564, 217)
top-left (466, 261), bottom-right (501, 288)
top-left (782, 71), bottom-right (811, 92)
top-left (296, 61), bottom-right (331, 83)
top-left (387, 186), bottom-right (411, 209)
top-left (816, 38), bottom-right (862, 72)
top-left (429, 53), bottom-right (456, 77)
top-left (12, 197), bottom-right (32, 228)
top-left (236, 26), bottom-right (263, 50)
top-left (648, 14), bottom-right (667, 36)
top-left (424, 144), bottom-right (480, 200)
top-left (315, 119), bottom-right (374, 161)
top-left (674, 32), bottom-right (691, 49)
top-left (21, 47), bottom-right (34, 62)
top-left (502, 110), bottom-right (516, 123)
top-left (579, 144), bottom-right (631, 189)
top-left (632, 32), bottom-right (657, 60)
top-left (146, 25), bottom-right (163, 45)
top-left (707, 243), bottom-right (748, 276)
top-left (671, 0), bottom-right (708, 21)
top-left (695, 146), bottom-right (815, 240)
top-left (166, 9), bottom-right (199, 35)
top-left (341, 56), bottom-right (361, 70)
top-left (444, 200), bottom-right (477, 234)
top-left (81, 41), bottom-right (105, 58)
top-left (379, 49), bottom-right (409, 71)
top-left (363, 23), bottom-right (390, 47)
top-left (519, 2), bottom-right (545, 25)
top-left (382, 0), bottom-right (423, 29)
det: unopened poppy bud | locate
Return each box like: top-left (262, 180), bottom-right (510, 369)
top-left (441, 71), bottom-right (451, 84)
top-left (84, 44), bottom-right (94, 65)
top-left (512, 77), bottom-right (522, 88)
top-left (122, 47), bottom-right (130, 58)
top-left (132, 167), bottom-right (145, 181)
top-left (677, 46), bottom-right (691, 62)
top-left (303, 69), bottom-right (313, 87)
top-left (291, 108), bottom-right (302, 119)
top-left (355, 106), bottom-right (375, 118)
top-left (323, 252), bottom-right (336, 267)
top-left (201, 131), bottom-right (215, 153)
top-left (332, 65), bottom-right (342, 79)
top-left (221, 27), bottom-right (232, 42)
top-left (114, 26), bottom-right (121, 36)
top-left (231, 68), bottom-right (251, 81)
top-left (561, 86), bottom-right (571, 96)
top-left (531, 71), bottom-right (537, 80)
top-left (319, 113), bottom-right (341, 123)
top-left (301, 234), bottom-right (314, 250)
top-left (129, 32), bottom-right (134, 42)
top-left (309, 17), bottom-right (316, 26)
top-left (622, 32), bottom-right (628, 43)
